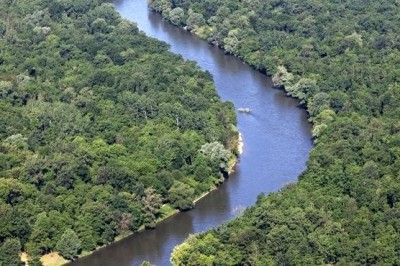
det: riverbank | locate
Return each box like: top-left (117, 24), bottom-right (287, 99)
top-left (194, 133), bottom-right (243, 204)
top-left (237, 132), bottom-right (243, 155)
top-left (64, 0), bottom-right (312, 263)
top-left (31, 133), bottom-right (243, 266)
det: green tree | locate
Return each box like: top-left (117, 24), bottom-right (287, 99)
top-left (0, 238), bottom-right (22, 266)
top-left (156, 0), bottom-right (400, 264)
top-left (27, 256), bottom-right (43, 266)
top-left (168, 181), bottom-right (195, 211)
top-left (56, 229), bottom-right (81, 260)
top-left (142, 188), bottom-right (163, 228)
top-left (169, 8), bottom-right (185, 26)
top-left (186, 10), bottom-right (205, 30)
top-left (0, 0), bottom-right (237, 260)
top-left (27, 212), bottom-right (52, 254)
top-left (200, 142), bottom-right (231, 172)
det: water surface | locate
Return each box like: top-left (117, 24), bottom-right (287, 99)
top-left (71, 1), bottom-right (313, 265)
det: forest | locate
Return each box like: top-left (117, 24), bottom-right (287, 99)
top-left (148, 0), bottom-right (400, 264)
top-left (0, 0), bottom-right (238, 264)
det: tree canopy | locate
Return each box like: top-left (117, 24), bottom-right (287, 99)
top-left (151, 0), bottom-right (400, 264)
top-left (0, 0), bottom-right (237, 262)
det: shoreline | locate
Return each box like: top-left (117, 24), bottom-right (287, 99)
top-left (32, 132), bottom-right (243, 266)
top-left (237, 132), bottom-right (243, 155)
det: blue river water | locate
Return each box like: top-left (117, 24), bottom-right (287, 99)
top-left (71, 1), bottom-right (313, 265)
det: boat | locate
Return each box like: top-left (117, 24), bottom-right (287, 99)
top-left (238, 108), bottom-right (251, 113)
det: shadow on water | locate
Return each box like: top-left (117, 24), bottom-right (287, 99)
top-left (71, 0), bottom-right (313, 265)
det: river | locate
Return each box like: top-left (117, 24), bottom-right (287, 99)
top-left (70, 0), bottom-right (313, 265)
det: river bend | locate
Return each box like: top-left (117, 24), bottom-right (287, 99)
top-left (71, 0), bottom-right (313, 265)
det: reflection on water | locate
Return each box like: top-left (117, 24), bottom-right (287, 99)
top-left (71, 0), bottom-right (313, 265)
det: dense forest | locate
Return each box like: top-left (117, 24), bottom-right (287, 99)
top-left (0, 0), bottom-right (238, 264)
top-left (149, 0), bottom-right (400, 264)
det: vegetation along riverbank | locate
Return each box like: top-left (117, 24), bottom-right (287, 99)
top-left (149, 0), bottom-right (400, 264)
top-left (0, 0), bottom-right (240, 265)
top-left (61, 132), bottom-right (242, 265)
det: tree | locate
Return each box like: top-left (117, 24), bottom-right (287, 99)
top-left (116, 213), bottom-right (133, 234)
top-left (169, 8), bottom-right (185, 26)
top-left (154, 0), bottom-right (400, 264)
top-left (0, 238), bottom-right (21, 266)
top-left (272, 66), bottom-right (294, 88)
top-left (186, 10), bottom-right (205, 30)
top-left (27, 212), bottom-right (52, 254)
top-left (56, 229), bottom-right (81, 260)
top-left (142, 188), bottom-right (163, 228)
top-left (285, 78), bottom-right (318, 104)
top-left (224, 29), bottom-right (240, 54)
top-left (200, 142), bottom-right (231, 172)
top-left (27, 256), bottom-right (43, 266)
top-left (0, 0), bottom-right (237, 261)
top-left (168, 181), bottom-right (194, 211)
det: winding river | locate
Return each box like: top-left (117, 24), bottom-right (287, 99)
top-left (71, 0), bottom-right (313, 265)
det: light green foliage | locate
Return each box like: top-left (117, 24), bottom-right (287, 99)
top-left (285, 78), bottom-right (317, 103)
top-left (169, 7), bottom-right (185, 26)
top-left (311, 123), bottom-right (327, 139)
top-left (223, 29), bottom-right (240, 54)
top-left (0, 0), bottom-right (237, 260)
top-left (56, 229), bottom-right (81, 260)
top-left (171, 234), bottom-right (226, 265)
top-left (272, 66), bottom-right (294, 88)
top-left (200, 142), bottom-right (232, 172)
top-left (186, 9), bottom-right (205, 30)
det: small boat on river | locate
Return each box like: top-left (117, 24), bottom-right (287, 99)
top-left (238, 108), bottom-right (251, 113)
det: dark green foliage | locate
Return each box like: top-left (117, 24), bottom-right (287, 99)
top-left (0, 0), bottom-right (237, 261)
top-left (155, 0), bottom-right (400, 264)
top-left (168, 181), bottom-right (195, 210)
top-left (27, 256), bottom-right (42, 266)
top-left (0, 238), bottom-right (22, 266)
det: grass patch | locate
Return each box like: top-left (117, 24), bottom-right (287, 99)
top-left (41, 252), bottom-right (69, 266)
top-left (159, 204), bottom-right (177, 219)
